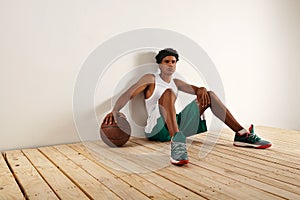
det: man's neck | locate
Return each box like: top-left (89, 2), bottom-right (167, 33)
top-left (159, 73), bottom-right (172, 83)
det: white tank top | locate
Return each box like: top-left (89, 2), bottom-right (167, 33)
top-left (144, 74), bottom-right (178, 133)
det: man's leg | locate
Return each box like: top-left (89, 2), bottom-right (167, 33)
top-left (199, 91), bottom-right (243, 132)
top-left (158, 89), bottom-right (242, 134)
top-left (200, 91), bottom-right (271, 148)
top-left (158, 89), bottom-right (179, 137)
top-left (159, 89), bottom-right (189, 165)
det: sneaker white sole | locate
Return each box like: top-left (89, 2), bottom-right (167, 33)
top-left (170, 157), bottom-right (189, 165)
top-left (233, 141), bottom-right (272, 149)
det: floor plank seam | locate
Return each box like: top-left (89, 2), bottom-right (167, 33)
top-left (199, 137), bottom-right (300, 169)
top-left (21, 149), bottom-right (61, 200)
top-left (37, 148), bottom-right (94, 200)
top-left (188, 147), bottom-right (300, 195)
top-left (205, 141), bottom-right (300, 172)
top-left (2, 152), bottom-right (27, 199)
top-left (189, 140), bottom-right (300, 184)
top-left (64, 145), bottom-right (130, 200)
top-left (213, 139), bottom-right (300, 170)
top-left (65, 144), bottom-right (152, 200)
top-left (191, 157), bottom-right (295, 199)
top-left (187, 152), bottom-right (300, 199)
top-left (58, 145), bottom-right (135, 200)
top-left (128, 140), bottom-right (218, 199)
top-left (64, 145), bottom-right (143, 199)
top-left (151, 170), bottom-right (209, 200)
top-left (71, 142), bottom-right (204, 200)
top-left (131, 139), bottom-right (299, 199)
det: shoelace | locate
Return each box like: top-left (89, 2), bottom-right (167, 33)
top-left (171, 142), bottom-right (187, 153)
top-left (245, 132), bottom-right (261, 143)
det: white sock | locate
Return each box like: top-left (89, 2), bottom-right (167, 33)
top-left (238, 128), bottom-right (248, 135)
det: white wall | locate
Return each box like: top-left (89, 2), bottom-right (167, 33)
top-left (1, 0), bottom-right (299, 151)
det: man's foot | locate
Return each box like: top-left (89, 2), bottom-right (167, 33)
top-left (233, 124), bottom-right (272, 149)
top-left (171, 131), bottom-right (189, 165)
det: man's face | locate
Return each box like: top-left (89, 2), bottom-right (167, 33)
top-left (159, 56), bottom-right (177, 75)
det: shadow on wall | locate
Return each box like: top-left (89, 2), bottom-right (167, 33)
top-left (95, 51), bottom-right (158, 138)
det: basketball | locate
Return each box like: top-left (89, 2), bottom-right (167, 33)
top-left (100, 115), bottom-right (131, 147)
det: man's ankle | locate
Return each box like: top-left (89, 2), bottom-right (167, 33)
top-left (237, 128), bottom-right (248, 135)
top-left (171, 131), bottom-right (186, 142)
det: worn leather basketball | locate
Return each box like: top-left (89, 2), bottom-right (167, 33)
top-left (100, 116), bottom-right (131, 147)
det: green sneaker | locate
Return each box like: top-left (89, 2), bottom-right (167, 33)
top-left (233, 124), bottom-right (272, 149)
top-left (171, 131), bottom-right (189, 165)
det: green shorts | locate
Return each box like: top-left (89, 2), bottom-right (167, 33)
top-left (145, 100), bottom-right (207, 142)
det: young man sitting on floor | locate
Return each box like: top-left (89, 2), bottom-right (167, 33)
top-left (103, 48), bottom-right (272, 165)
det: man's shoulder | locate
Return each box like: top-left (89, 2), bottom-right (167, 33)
top-left (143, 73), bottom-right (155, 78)
top-left (173, 78), bottom-right (184, 84)
top-left (173, 78), bottom-right (188, 88)
top-left (140, 73), bottom-right (155, 82)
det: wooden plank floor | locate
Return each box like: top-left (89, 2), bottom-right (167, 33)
top-left (1, 126), bottom-right (299, 199)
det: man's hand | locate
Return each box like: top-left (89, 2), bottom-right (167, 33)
top-left (196, 87), bottom-right (211, 108)
top-left (103, 111), bottom-right (126, 125)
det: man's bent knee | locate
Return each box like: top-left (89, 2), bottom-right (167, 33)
top-left (162, 89), bottom-right (176, 97)
top-left (159, 89), bottom-right (177, 103)
top-left (159, 89), bottom-right (177, 116)
top-left (207, 90), bottom-right (215, 97)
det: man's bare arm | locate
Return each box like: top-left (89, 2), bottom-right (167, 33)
top-left (104, 74), bottom-right (154, 124)
top-left (174, 78), bottom-right (211, 107)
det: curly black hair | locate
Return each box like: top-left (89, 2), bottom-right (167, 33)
top-left (155, 48), bottom-right (179, 64)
